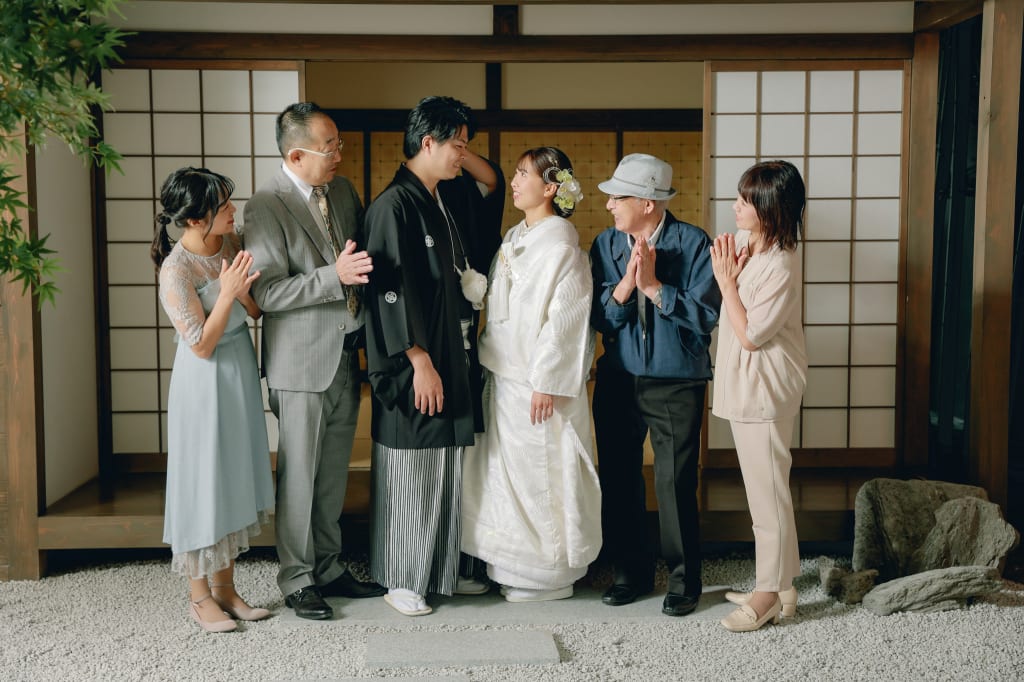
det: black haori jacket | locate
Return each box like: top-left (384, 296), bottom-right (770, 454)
top-left (364, 164), bottom-right (485, 449)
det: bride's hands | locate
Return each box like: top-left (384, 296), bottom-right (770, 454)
top-left (530, 391), bottom-right (554, 425)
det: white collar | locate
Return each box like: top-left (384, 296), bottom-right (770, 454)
top-left (282, 162), bottom-right (316, 201)
top-left (627, 213), bottom-right (667, 249)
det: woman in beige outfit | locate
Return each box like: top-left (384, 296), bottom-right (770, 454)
top-left (709, 160), bottom-right (807, 633)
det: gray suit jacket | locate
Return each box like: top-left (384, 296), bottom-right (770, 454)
top-left (244, 167), bottom-right (364, 393)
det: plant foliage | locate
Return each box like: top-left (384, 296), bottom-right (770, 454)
top-left (0, 0), bottom-right (130, 306)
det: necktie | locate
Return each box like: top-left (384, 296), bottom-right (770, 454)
top-left (313, 186), bottom-right (360, 317)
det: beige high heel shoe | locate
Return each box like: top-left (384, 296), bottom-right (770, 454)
top-left (723, 586), bottom-right (797, 617)
top-left (720, 597), bottom-right (782, 633)
top-left (189, 593), bottom-right (237, 633)
top-left (211, 583), bottom-right (271, 621)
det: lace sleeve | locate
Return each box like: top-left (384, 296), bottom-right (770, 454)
top-left (159, 257), bottom-right (206, 347)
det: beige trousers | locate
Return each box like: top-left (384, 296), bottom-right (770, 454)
top-left (730, 419), bottom-right (800, 592)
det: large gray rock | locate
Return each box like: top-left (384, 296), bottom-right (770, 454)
top-left (914, 497), bottom-right (1020, 574)
top-left (852, 479), bottom-right (989, 580)
top-left (861, 565), bottom-right (1002, 615)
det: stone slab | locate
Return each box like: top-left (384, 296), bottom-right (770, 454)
top-left (365, 630), bottom-right (560, 669)
top-left (336, 677), bottom-right (469, 682)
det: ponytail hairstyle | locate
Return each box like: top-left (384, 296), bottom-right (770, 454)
top-left (151, 167), bottom-right (235, 269)
top-left (518, 146), bottom-right (579, 218)
top-left (737, 160), bottom-right (805, 252)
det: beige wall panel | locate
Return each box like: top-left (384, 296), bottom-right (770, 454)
top-left (111, 2), bottom-right (492, 34)
top-left (522, 3), bottom-right (915, 35)
top-left (504, 63), bottom-right (703, 110)
top-left (35, 138), bottom-right (100, 506)
top-left (306, 62), bottom-right (486, 110)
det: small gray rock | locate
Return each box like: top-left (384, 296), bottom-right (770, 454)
top-left (818, 556), bottom-right (841, 593)
top-left (837, 569), bottom-right (879, 604)
top-left (817, 556), bottom-right (877, 604)
top-left (861, 565), bottom-right (1002, 615)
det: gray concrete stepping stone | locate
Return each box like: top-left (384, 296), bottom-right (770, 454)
top-left (366, 630), bottom-right (560, 669)
top-left (337, 677), bottom-right (469, 682)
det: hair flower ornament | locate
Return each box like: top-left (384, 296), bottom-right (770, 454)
top-left (544, 167), bottom-right (584, 211)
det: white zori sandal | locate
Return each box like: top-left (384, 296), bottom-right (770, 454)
top-left (384, 588), bottom-right (432, 616)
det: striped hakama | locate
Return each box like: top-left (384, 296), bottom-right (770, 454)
top-left (369, 443), bottom-right (463, 596)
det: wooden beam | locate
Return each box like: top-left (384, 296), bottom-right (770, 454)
top-left (325, 108), bottom-right (704, 132)
top-left (121, 32), bottom-right (914, 63)
top-left (165, 0), bottom-right (944, 4)
top-left (0, 131), bottom-right (44, 580)
top-left (903, 32), bottom-right (940, 471)
top-left (969, 0), bottom-right (1022, 509)
top-left (700, 511), bottom-right (854, 542)
top-left (915, 0), bottom-right (984, 31)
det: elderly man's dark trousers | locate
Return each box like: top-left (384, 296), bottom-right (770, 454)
top-left (593, 362), bottom-right (705, 597)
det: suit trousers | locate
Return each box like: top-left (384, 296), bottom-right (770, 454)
top-left (729, 419), bottom-right (800, 592)
top-left (269, 350), bottom-right (361, 596)
top-left (593, 364), bottom-right (705, 596)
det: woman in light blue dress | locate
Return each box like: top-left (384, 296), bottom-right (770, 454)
top-left (152, 168), bottom-right (275, 633)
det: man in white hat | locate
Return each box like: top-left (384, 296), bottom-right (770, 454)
top-left (589, 153), bottom-right (721, 616)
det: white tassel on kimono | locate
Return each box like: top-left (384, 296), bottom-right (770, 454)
top-left (458, 265), bottom-right (488, 310)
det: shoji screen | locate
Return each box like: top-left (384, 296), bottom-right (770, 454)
top-left (100, 67), bottom-right (300, 470)
top-left (705, 63), bottom-right (907, 456)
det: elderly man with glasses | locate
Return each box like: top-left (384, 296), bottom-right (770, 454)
top-left (589, 153), bottom-right (721, 617)
top-left (244, 101), bottom-right (385, 620)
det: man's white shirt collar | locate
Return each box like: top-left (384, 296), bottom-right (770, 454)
top-left (282, 162), bottom-right (316, 201)
top-left (627, 214), bottom-right (667, 249)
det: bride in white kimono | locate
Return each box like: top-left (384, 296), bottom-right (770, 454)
top-left (461, 147), bottom-right (602, 602)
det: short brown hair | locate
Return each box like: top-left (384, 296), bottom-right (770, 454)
top-left (737, 160), bottom-right (805, 252)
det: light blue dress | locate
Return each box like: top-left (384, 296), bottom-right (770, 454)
top-left (158, 236), bottom-right (275, 578)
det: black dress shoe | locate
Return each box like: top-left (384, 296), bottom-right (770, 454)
top-left (284, 586), bottom-right (333, 620)
top-left (319, 571), bottom-right (387, 599)
top-left (601, 583), bottom-right (654, 606)
top-left (662, 592), bottom-right (700, 617)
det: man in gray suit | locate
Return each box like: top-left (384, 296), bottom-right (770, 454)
top-left (244, 102), bottom-right (384, 620)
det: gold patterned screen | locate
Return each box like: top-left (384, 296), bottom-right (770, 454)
top-left (623, 131), bottom-right (703, 228)
top-left (357, 131), bottom-right (702, 254)
top-left (498, 132), bottom-right (617, 251)
top-left (368, 132), bottom-right (491, 204)
top-left (336, 130), bottom-right (365, 204)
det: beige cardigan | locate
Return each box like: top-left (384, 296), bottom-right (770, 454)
top-left (711, 231), bottom-right (807, 423)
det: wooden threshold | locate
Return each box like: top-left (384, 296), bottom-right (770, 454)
top-left (38, 463), bottom-right (864, 550)
top-left (702, 510), bottom-right (853, 542)
top-left (38, 470), bottom-right (371, 550)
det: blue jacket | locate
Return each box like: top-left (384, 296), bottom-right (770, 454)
top-left (590, 211), bottom-right (721, 380)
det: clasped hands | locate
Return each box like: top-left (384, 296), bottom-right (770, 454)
top-left (709, 233), bottom-right (749, 289)
top-left (335, 239), bottom-right (373, 286)
top-left (615, 236), bottom-right (661, 302)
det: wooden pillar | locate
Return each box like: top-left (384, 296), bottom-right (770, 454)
top-left (0, 132), bottom-right (45, 580)
top-left (969, 0), bottom-right (1023, 508)
top-left (903, 32), bottom-right (941, 473)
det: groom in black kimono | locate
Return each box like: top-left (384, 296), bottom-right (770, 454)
top-left (362, 96), bottom-right (502, 616)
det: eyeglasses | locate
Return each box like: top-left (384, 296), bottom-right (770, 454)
top-left (289, 140), bottom-right (344, 158)
top-left (609, 195), bottom-right (635, 202)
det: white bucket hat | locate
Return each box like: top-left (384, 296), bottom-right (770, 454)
top-left (598, 153), bottom-right (677, 200)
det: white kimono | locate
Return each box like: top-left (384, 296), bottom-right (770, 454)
top-left (461, 215), bottom-right (602, 590)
